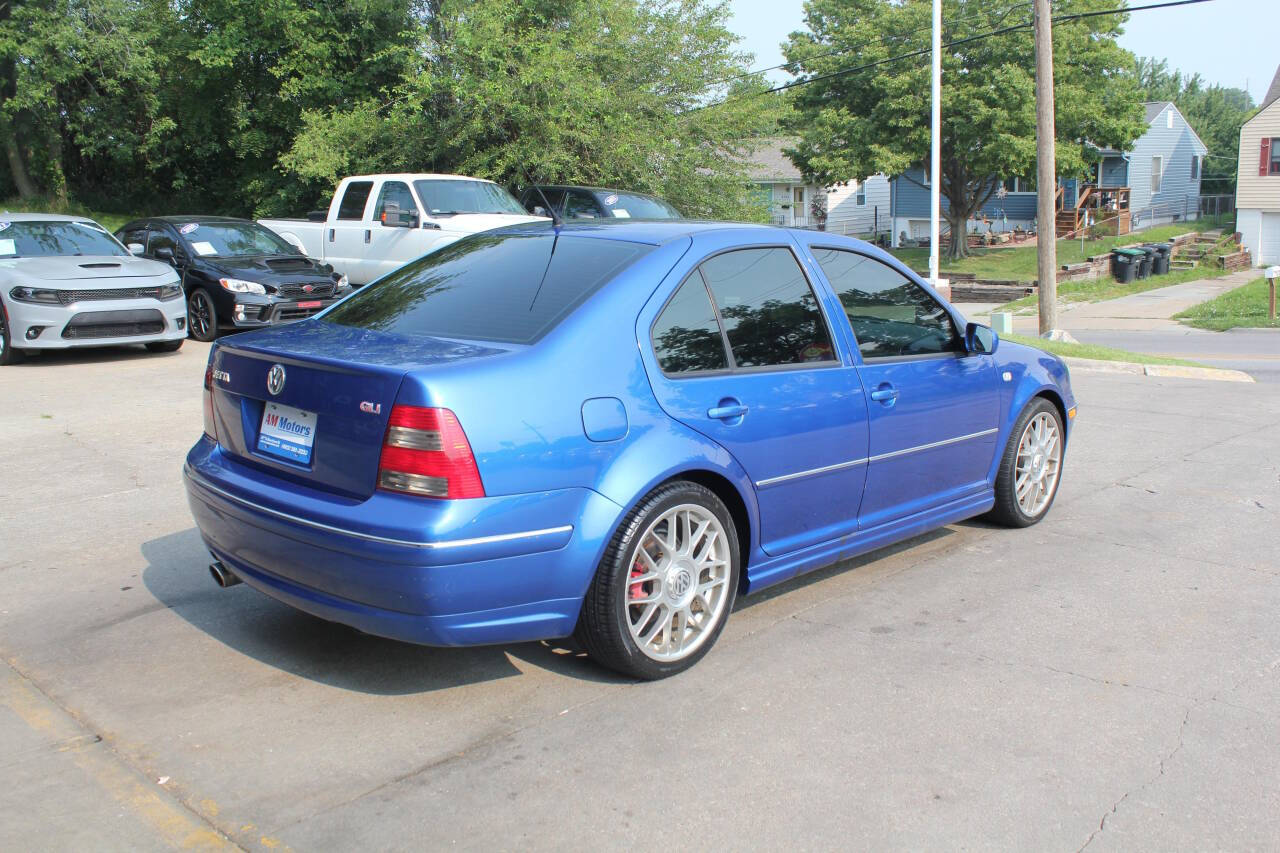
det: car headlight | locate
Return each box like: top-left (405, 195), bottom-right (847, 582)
top-left (157, 283), bottom-right (183, 301)
top-left (219, 277), bottom-right (266, 295)
top-left (9, 286), bottom-right (61, 304)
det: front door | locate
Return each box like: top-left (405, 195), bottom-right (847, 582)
top-left (809, 247), bottom-right (1000, 530)
top-left (643, 242), bottom-right (870, 557)
top-left (364, 180), bottom-right (434, 283)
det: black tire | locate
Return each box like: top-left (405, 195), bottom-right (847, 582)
top-left (576, 480), bottom-right (740, 680)
top-left (187, 288), bottom-right (218, 342)
top-left (146, 339), bottom-right (184, 353)
top-left (0, 307), bottom-right (23, 365)
top-left (986, 397), bottom-right (1065, 528)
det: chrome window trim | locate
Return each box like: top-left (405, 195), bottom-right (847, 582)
top-left (187, 470), bottom-right (573, 550)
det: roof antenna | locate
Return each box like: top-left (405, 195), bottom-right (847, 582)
top-left (515, 164), bottom-right (562, 228)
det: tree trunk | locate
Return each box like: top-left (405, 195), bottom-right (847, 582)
top-left (944, 211), bottom-right (968, 261)
top-left (4, 129), bottom-right (38, 199)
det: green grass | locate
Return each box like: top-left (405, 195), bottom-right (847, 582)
top-left (1004, 333), bottom-right (1206, 368)
top-left (0, 197), bottom-right (137, 232)
top-left (889, 223), bottom-right (1209, 282)
top-left (1174, 277), bottom-right (1280, 330)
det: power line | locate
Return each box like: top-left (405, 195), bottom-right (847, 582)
top-left (689, 0), bottom-right (1218, 114)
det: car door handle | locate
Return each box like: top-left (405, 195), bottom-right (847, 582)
top-left (707, 404), bottom-right (748, 421)
top-left (869, 385), bottom-right (899, 402)
top-left (364, 229), bottom-right (371, 244)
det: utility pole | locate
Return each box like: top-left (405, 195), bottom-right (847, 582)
top-left (1034, 0), bottom-right (1057, 335)
top-left (928, 0), bottom-right (942, 287)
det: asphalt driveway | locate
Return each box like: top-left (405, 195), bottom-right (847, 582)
top-left (2, 343), bottom-right (1277, 850)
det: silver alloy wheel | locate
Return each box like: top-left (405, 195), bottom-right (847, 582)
top-left (625, 503), bottom-right (732, 662)
top-left (1014, 411), bottom-right (1062, 517)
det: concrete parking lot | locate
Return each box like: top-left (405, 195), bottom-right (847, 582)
top-left (2, 342), bottom-right (1278, 850)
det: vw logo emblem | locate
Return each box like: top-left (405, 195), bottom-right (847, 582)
top-left (669, 569), bottom-right (693, 598)
top-left (266, 364), bottom-right (286, 396)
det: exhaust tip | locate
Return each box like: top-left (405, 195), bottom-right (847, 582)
top-left (209, 561), bottom-right (242, 588)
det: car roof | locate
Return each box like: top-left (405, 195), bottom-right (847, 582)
top-left (527, 185), bottom-right (664, 199)
top-left (348, 174), bottom-right (498, 184)
top-left (490, 218), bottom-right (829, 246)
top-left (147, 215), bottom-right (254, 225)
top-left (0, 212), bottom-right (103, 224)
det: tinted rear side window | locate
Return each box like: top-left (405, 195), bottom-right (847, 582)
top-left (337, 181), bottom-right (374, 220)
top-left (652, 272), bottom-right (729, 374)
top-left (698, 248), bottom-right (835, 368)
top-left (322, 233), bottom-right (651, 344)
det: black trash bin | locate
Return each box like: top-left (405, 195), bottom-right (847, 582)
top-left (1111, 248), bottom-right (1139, 283)
top-left (1132, 246), bottom-right (1154, 279)
top-left (1145, 242), bottom-right (1172, 275)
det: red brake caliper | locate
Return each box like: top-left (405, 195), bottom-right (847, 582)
top-left (629, 557), bottom-right (646, 600)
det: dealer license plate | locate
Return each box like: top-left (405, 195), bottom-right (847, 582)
top-left (257, 402), bottom-right (317, 465)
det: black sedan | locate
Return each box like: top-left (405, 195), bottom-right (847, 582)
top-left (517, 186), bottom-right (681, 221)
top-left (116, 216), bottom-right (351, 342)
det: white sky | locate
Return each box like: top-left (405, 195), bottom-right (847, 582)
top-left (726, 0), bottom-right (1276, 104)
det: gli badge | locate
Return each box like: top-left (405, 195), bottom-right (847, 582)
top-left (266, 364), bottom-right (286, 396)
top-left (359, 401), bottom-right (382, 415)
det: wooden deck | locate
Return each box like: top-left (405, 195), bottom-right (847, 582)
top-left (1056, 185), bottom-right (1131, 237)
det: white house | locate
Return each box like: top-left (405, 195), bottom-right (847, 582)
top-left (1236, 65), bottom-right (1280, 265)
top-left (743, 138), bottom-right (891, 236)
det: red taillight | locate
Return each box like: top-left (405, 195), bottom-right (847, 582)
top-left (203, 364), bottom-right (217, 441)
top-left (377, 406), bottom-right (484, 499)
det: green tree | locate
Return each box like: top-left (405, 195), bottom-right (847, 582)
top-left (0, 0), bottom-right (169, 202)
top-left (783, 0), bottom-right (1146, 259)
top-left (1133, 57), bottom-right (1255, 196)
top-left (281, 0), bottom-right (786, 219)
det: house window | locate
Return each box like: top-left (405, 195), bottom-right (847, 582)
top-left (1190, 155), bottom-right (1199, 180)
top-left (1151, 156), bottom-right (1163, 193)
top-left (1270, 139), bottom-right (1280, 175)
top-left (1166, 109), bottom-right (1174, 130)
top-left (856, 183), bottom-right (866, 206)
top-left (1002, 176), bottom-right (1037, 194)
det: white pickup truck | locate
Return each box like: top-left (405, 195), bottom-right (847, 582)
top-left (259, 173), bottom-right (547, 285)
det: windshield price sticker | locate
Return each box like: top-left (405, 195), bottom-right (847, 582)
top-left (180, 223), bottom-right (199, 235)
top-left (0, 239), bottom-right (15, 255)
top-left (0, 221), bottom-right (9, 231)
top-left (192, 241), bottom-right (217, 256)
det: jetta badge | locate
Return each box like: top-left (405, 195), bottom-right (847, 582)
top-left (266, 364), bottom-right (286, 396)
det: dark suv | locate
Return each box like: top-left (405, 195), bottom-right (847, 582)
top-left (517, 186), bottom-right (681, 221)
top-left (116, 216), bottom-right (351, 341)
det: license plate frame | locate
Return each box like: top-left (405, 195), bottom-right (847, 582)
top-left (257, 402), bottom-right (318, 465)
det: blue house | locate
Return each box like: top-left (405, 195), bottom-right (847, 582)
top-left (887, 101), bottom-right (1208, 246)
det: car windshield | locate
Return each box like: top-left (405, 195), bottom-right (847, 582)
top-left (0, 220), bottom-right (125, 258)
top-left (599, 192), bottom-right (681, 219)
top-left (322, 232), bottom-right (651, 344)
top-left (413, 180), bottom-right (527, 216)
top-left (177, 221), bottom-right (298, 257)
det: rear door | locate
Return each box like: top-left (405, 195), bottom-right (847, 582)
top-left (808, 247), bottom-right (1000, 530)
top-left (326, 179), bottom-right (375, 283)
top-left (642, 236), bottom-right (870, 557)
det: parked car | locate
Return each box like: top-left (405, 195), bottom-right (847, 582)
top-left (0, 214), bottom-right (187, 365)
top-left (184, 220), bottom-right (1075, 679)
top-left (259, 173), bottom-right (547, 286)
top-left (116, 217), bottom-right (352, 342)
top-left (518, 185), bottom-right (681, 220)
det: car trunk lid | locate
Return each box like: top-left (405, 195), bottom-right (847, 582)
top-left (209, 321), bottom-right (511, 499)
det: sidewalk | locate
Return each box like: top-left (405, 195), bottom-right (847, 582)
top-left (954, 269), bottom-right (1258, 334)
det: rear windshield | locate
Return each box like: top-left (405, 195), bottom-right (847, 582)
top-left (322, 232), bottom-right (652, 344)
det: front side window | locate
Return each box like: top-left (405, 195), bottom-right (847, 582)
top-left (651, 273), bottom-right (729, 374)
top-left (812, 248), bottom-right (959, 360)
top-left (337, 181), bottom-right (374, 220)
top-left (323, 233), bottom-right (650, 344)
top-left (375, 181), bottom-right (419, 221)
top-left (697, 248), bottom-right (836, 368)
top-left (563, 191), bottom-right (602, 219)
top-left (148, 227), bottom-right (180, 257)
top-left (0, 220), bottom-right (125, 258)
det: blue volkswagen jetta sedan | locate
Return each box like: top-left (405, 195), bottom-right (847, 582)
top-left (184, 220), bottom-right (1075, 679)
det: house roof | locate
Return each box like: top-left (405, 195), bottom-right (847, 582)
top-left (742, 137), bottom-right (804, 183)
top-left (1144, 101), bottom-right (1172, 123)
top-left (1263, 64), bottom-right (1280, 110)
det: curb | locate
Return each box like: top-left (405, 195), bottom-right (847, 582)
top-left (1061, 356), bottom-right (1255, 383)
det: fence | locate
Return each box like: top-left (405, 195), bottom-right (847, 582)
top-left (1129, 194), bottom-right (1235, 232)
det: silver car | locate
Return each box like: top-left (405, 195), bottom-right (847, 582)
top-left (0, 213), bottom-right (187, 365)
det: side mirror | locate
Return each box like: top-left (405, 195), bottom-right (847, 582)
top-left (380, 202), bottom-right (417, 229)
top-left (964, 322), bottom-right (998, 355)
top-left (127, 243), bottom-right (145, 256)
top-left (154, 246), bottom-right (175, 263)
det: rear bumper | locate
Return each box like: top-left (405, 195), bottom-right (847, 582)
top-left (4, 296), bottom-right (187, 348)
top-left (183, 440), bottom-right (623, 646)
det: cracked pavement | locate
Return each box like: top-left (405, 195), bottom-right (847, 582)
top-left (1, 342), bottom-right (1278, 850)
